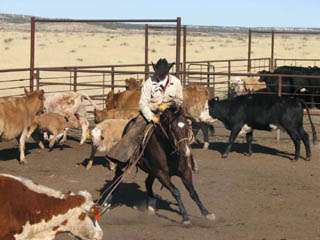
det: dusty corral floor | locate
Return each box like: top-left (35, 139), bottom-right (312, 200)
top-left (0, 128), bottom-right (320, 240)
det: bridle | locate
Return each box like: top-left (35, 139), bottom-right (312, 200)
top-left (158, 111), bottom-right (192, 155)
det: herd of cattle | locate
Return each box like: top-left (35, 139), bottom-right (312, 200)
top-left (0, 66), bottom-right (319, 239)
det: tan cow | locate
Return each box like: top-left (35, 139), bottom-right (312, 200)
top-left (87, 119), bottom-right (129, 170)
top-left (94, 108), bottom-right (138, 123)
top-left (105, 89), bottom-right (140, 110)
top-left (0, 173), bottom-right (103, 240)
top-left (125, 77), bottom-right (143, 90)
top-left (0, 89), bottom-right (44, 163)
top-left (27, 112), bottom-right (80, 150)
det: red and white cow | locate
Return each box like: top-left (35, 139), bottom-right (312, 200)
top-left (0, 174), bottom-right (103, 240)
top-left (44, 91), bottom-right (97, 144)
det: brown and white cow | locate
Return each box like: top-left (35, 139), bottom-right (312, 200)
top-left (27, 112), bottom-right (80, 150)
top-left (44, 91), bottom-right (97, 145)
top-left (0, 89), bottom-right (45, 163)
top-left (0, 174), bottom-right (103, 240)
top-left (87, 119), bottom-right (129, 170)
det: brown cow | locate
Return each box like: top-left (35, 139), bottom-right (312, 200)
top-left (125, 77), bottom-right (142, 90)
top-left (105, 89), bottom-right (140, 110)
top-left (0, 173), bottom-right (103, 240)
top-left (0, 89), bottom-right (44, 163)
top-left (27, 112), bottom-right (80, 150)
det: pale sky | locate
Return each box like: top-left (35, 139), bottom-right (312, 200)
top-left (1, 0), bottom-right (320, 28)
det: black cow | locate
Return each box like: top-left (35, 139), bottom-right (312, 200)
top-left (259, 66), bottom-right (320, 108)
top-left (208, 94), bottom-right (317, 160)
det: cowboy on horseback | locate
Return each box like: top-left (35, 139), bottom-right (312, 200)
top-left (106, 58), bottom-right (183, 163)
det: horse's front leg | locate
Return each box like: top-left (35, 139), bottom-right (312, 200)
top-left (156, 172), bottom-right (190, 224)
top-left (180, 166), bottom-right (215, 221)
top-left (145, 174), bottom-right (156, 213)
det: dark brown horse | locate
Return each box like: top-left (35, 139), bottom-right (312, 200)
top-left (99, 105), bottom-right (215, 224)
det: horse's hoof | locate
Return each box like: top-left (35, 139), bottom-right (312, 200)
top-left (291, 157), bottom-right (299, 161)
top-left (182, 220), bottom-right (191, 225)
top-left (19, 160), bottom-right (26, 165)
top-left (221, 154), bottom-right (228, 159)
top-left (305, 156), bottom-right (311, 161)
top-left (205, 213), bottom-right (216, 221)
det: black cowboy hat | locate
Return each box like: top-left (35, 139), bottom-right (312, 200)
top-left (152, 58), bottom-right (175, 81)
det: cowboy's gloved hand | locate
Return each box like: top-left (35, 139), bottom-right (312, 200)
top-left (151, 115), bottom-right (160, 123)
top-left (159, 103), bottom-right (169, 112)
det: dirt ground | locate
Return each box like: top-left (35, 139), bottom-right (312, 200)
top-left (0, 128), bottom-right (320, 240)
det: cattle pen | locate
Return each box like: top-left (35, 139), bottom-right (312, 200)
top-left (1, 15), bottom-right (320, 240)
top-left (0, 17), bottom-right (319, 142)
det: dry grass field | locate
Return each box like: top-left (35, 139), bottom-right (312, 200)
top-left (1, 22), bottom-right (320, 69)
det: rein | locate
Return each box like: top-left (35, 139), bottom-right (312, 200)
top-left (97, 123), bottom-right (155, 216)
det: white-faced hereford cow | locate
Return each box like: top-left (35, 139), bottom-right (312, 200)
top-left (0, 174), bottom-right (103, 240)
top-left (44, 91), bottom-right (97, 144)
top-left (0, 89), bottom-right (45, 163)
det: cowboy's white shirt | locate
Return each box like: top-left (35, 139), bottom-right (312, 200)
top-left (139, 74), bottom-right (183, 121)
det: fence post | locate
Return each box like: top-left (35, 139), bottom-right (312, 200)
top-left (207, 61), bottom-right (210, 88)
top-left (277, 75), bottom-right (282, 142)
top-left (228, 60), bottom-right (231, 99)
top-left (102, 72), bottom-right (105, 108)
top-left (270, 30), bottom-right (275, 71)
top-left (183, 25), bottom-right (187, 86)
top-left (73, 69), bottom-right (77, 92)
top-left (247, 29), bottom-right (252, 73)
top-left (111, 66), bottom-right (115, 94)
top-left (175, 17), bottom-right (181, 79)
top-left (144, 24), bottom-right (149, 80)
top-left (30, 17), bottom-right (35, 92)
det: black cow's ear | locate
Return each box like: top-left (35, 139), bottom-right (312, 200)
top-left (152, 62), bottom-right (156, 71)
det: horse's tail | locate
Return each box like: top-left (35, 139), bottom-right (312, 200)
top-left (300, 99), bottom-right (317, 145)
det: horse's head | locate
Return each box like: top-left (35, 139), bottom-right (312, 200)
top-left (159, 103), bottom-right (192, 158)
